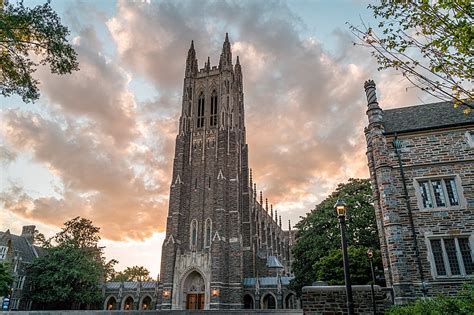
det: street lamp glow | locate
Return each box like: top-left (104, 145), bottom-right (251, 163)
top-left (367, 248), bottom-right (374, 259)
top-left (334, 199), bottom-right (348, 217)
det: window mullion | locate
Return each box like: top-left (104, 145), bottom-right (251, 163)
top-left (427, 180), bottom-right (438, 208)
top-left (454, 238), bottom-right (466, 276)
top-left (440, 239), bottom-right (452, 276)
top-left (441, 179), bottom-right (450, 207)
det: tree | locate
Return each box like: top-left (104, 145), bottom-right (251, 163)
top-left (0, 1), bottom-right (79, 103)
top-left (313, 246), bottom-right (383, 286)
top-left (0, 262), bottom-right (13, 297)
top-left (111, 265), bottom-right (153, 282)
top-left (26, 217), bottom-right (116, 309)
top-left (349, 1), bottom-right (473, 113)
top-left (290, 178), bottom-right (381, 294)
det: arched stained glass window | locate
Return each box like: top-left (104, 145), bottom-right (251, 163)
top-left (210, 90), bottom-right (218, 126)
top-left (197, 92), bottom-right (205, 128)
top-left (190, 219), bottom-right (198, 247)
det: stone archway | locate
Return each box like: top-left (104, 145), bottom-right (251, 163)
top-left (140, 295), bottom-right (152, 310)
top-left (262, 293), bottom-right (276, 309)
top-left (243, 294), bottom-right (254, 309)
top-left (122, 296), bottom-right (134, 310)
top-left (182, 270), bottom-right (205, 310)
top-left (104, 295), bottom-right (117, 310)
top-left (284, 292), bottom-right (297, 309)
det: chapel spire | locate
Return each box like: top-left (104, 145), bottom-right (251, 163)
top-left (235, 56), bottom-right (242, 92)
top-left (219, 33), bottom-right (233, 71)
top-left (185, 40), bottom-right (198, 78)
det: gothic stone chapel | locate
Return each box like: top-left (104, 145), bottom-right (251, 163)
top-left (158, 34), bottom-right (297, 310)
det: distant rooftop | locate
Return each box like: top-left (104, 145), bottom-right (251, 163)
top-left (383, 101), bottom-right (474, 134)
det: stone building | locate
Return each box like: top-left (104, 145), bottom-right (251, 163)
top-left (0, 225), bottom-right (46, 310)
top-left (101, 281), bottom-right (158, 310)
top-left (158, 34), bottom-right (297, 310)
top-left (364, 80), bottom-right (474, 304)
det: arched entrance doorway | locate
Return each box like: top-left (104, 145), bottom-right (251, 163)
top-left (105, 296), bottom-right (116, 310)
top-left (122, 296), bottom-right (134, 310)
top-left (140, 295), bottom-right (152, 310)
top-left (182, 270), bottom-right (205, 310)
top-left (285, 293), bottom-right (297, 309)
top-left (243, 294), bottom-right (254, 309)
top-left (262, 293), bottom-right (276, 309)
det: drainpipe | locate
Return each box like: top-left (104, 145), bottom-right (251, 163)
top-left (393, 134), bottom-right (427, 297)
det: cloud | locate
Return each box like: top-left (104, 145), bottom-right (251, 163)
top-left (0, 145), bottom-right (17, 165)
top-left (0, 110), bottom-right (171, 240)
top-left (37, 26), bottom-right (139, 147)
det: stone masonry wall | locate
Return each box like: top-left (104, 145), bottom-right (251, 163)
top-left (302, 285), bottom-right (393, 315)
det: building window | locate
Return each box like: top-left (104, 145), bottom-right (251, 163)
top-left (429, 236), bottom-right (474, 278)
top-left (204, 218), bottom-right (212, 247)
top-left (197, 93), bottom-right (205, 128)
top-left (0, 246), bottom-right (7, 260)
top-left (466, 131), bottom-right (474, 148)
top-left (414, 176), bottom-right (465, 210)
top-left (210, 90), bottom-right (218, 126)
top-left (16, 275), bottom-right (26, 289)
top-left (190, 220), bottom-right (198, 248)
top-left (11, 298), bottom-right (20, 310)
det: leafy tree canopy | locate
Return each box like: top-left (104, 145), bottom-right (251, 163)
top-left (349, 0), bottom-right (473, 113)
top-left (27, 217), bottom-right (117, 309)
top-left (0, 262), bottom-right (13, 297)
top-left (290, 178), bottom-right (380, 294)
top-left (112, 265), bottom-right (153, 282)
top-left (0, 0), bottom-right (79, 103)
top-left (313, 245), bottom-right (383, 286)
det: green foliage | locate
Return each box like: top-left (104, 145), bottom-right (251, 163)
top-left (290, 178), bottom-right (381, 294)
top-left (0, 262), bottom-right (13, 297)
top-left (0, 0), bottom-right (78, 103)
top-left (112, 265), bottom-right (153, 282)
top-left (349, 0), bottom-right (473, 113)
top-left (387, 283), bottom-right (474, 315)
top-left (27, 217), bottom-right (116, 309)
top-left (313, 245), bottom-right (383, 286)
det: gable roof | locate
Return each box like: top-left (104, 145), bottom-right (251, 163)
top-left (383, 101), bottom-right (474, 134)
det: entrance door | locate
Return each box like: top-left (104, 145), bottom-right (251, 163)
top-left (186, 293), bottom-right (204, 310)
top-left (183, 270), bottom-right (206, 310)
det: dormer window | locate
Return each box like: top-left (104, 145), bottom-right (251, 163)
top-left (197, 93), bottom-right (205, 128)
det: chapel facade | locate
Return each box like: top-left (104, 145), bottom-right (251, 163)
top-left (158, 34), bottom-right (297, 310)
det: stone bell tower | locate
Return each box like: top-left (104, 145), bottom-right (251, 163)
top-left (159, 33), bottom-right (249, 310)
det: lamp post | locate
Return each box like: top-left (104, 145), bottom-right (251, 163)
top-left (334, 199), bottom-right (354, 315)
top-left (367, 249), bottom-right (376, 315)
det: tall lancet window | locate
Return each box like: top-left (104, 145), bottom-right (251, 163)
top-left (190, 219), bottom-right (198, 248)
top-left (204, 218), bottom-right (212, 247)
top-left (197, 92), bottom-right (205, 128)
top-left (210, 90), bottom-right (218, 126)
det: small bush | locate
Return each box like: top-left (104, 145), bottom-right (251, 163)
top-left (387, 283), bottom-right (474, 315)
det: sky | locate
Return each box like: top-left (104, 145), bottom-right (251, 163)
top-left (0, 0), bottom-right (434, 278)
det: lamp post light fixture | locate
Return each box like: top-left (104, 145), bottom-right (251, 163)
top-left (367, 249), bottom-right (376, 315)
top-left (334, 199), bottom-right (354, 315)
